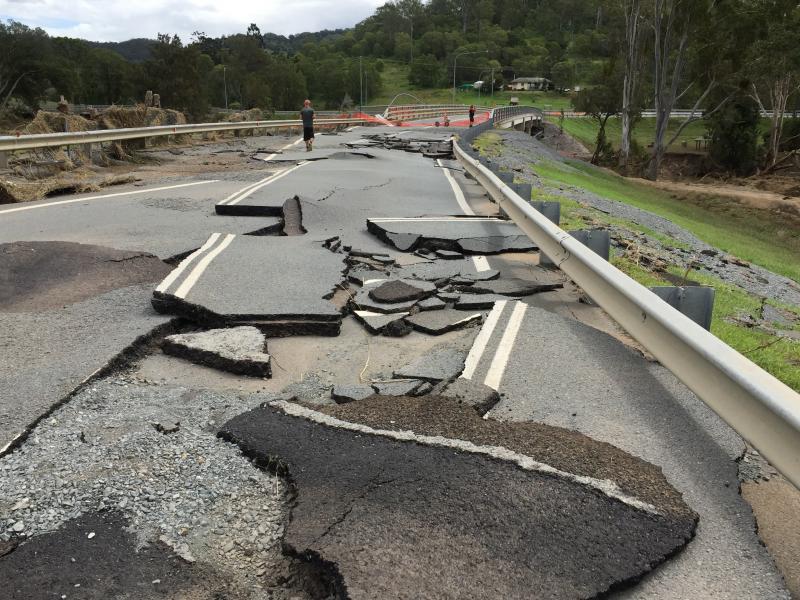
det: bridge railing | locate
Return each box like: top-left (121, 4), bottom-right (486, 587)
top-left (454, 106), bottom-right (800, 489)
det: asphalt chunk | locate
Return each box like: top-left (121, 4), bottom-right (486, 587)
top-left (0, 512), bottom-right (240, 600)
top-left (458, 276), bottom-right (563, 296)
top-left (162, 326), bottom-right (271, 378)
top-left (367, 217), bottom-right (536, 255)
top-left (331, 384), bottom-right (376, 404)
top-left (368, 279), bottom-right (435, 303)
top-left (352, 310), bottom-right (410, 334)
top-left (406, 309), bottom-right (482, 335)
top-left (440, 377), bottom-right (500, 415)
top-left (455, 293), bottom-right (506, 310)
top-left (394, 347), bottom-right (467, 382)
top-left (220, 403), bottom-right (697, 599)
top-left (0, 241), bottom-right (171, 312)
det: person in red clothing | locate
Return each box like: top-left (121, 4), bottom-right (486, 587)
top-left (469, 104), bottom-right (476, 127)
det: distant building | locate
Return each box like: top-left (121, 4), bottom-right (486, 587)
top-left (508, 77), bottom-right (552, 91)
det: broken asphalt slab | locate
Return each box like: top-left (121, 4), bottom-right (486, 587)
top-left (456, 276), bottom-right (563, 296)
top-left (162, 326), bottom-right (271, 378)
top-left (219, 400), bottom-right (697, 599)
top-left (406, 309), bottom-right (482, 335)
top-left (366, 217), bottom-right (536, 254)
top-left (368, 279), bottom-right (436, 303)
top-left (393, 347), bottom-right (467, 382)
top-left (153, 235), bottom-right (345, 332)
top-left (352, 310), bottom-right (411, 336)
top-left (440, 377), bottom-right (501, 415)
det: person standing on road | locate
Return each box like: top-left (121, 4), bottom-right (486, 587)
top-left (469, 104), bottom-right (476, 127)
top-left (300, 99), bottom-right (315, 152)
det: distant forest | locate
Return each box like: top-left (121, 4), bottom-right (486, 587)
top-left (1, 0), bottom-right (798, 177)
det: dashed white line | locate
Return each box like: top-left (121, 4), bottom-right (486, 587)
top-left (261, 137), bottom-right (303, 162)
top-left (484, 301), bottom-right (528, 391)
top-left (437, 158), bottom-right (474, 216)
top-left (461, 300), bottom-right (508, 381)
top-left (0, 180), bottom-right (218, 215)
top-left (155, 233), bottom-right (222, 294)
top-left (173, 233), bottom-right (236, 298)
top-left (221, 161), bottom-right (310, 207)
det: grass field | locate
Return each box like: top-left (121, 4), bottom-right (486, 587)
top-left (547, 116), bottom-right (709, 153)
top-left (533, 159), bottom-right (800, 283)
top-left (520, 158), bottom-right (800, 391)
top-left (370, 63), bottom-right (573, 109)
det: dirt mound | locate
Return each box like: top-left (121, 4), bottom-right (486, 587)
top-left (97, 105), bottom-right (187, 129)
top-left (22, 111), bottom-right (98, 167)
top-left (224, 108), bottom-right (265, 122)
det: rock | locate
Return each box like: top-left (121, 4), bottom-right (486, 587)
top-left (353, 310), bottom-right (411, 335)
top-left (394, 348), bottom-right (467, 383)
top-left (417, 297), bottom-right (446, 311)
top-left (369, 279), bottom-right (436, 303)
top-left (435, 250), bottom-right (463, 260)
top-left (455, 294), bottom-right (506, 310)
top-left (152, 419), bottom-right (180, 434)
top-left (332, 384), bottom-right (376, 404)
top-left (11, 522), bottom-right (24, 533)
top-left (457, 277), bottom-right (562, 296)
top-left (406, 310), bottom-right (482, 335)
top-left (440, 378), bottom-right (501, 416)
top-left (700, 249), bottom-right (718, 256)
top-left (162, 327), bottom-right (271, 378)
top-left (373, 380), bottom-right (425, 396)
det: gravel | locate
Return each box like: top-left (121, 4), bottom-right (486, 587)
top-left (491, 130), bottom-right (800, 307)
top-left (0, 376), bottom-right (288, 596)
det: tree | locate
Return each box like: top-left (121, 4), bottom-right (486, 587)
top-left (410, 54), bottom-right (445, 87)
top-left (0, 21), bottom-right (52, 111)
top-left (615, 0), bottom-right (645, 170)
top-left (707, 87), bottom-right (760, 175)
top-left (646, 0), bottom-right (734, 180)
top-left (573, 64), bottom-right (622, 164)
top-left (746, 3), bottom-right (800, 172)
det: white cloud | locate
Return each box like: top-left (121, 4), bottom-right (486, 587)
top-left (0, 0), bottom-right (386, 41)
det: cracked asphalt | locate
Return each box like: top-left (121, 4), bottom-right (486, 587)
top-left (0, 125), bottom-right (793, 598)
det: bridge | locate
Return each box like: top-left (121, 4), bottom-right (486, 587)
top-left (0, 104), bottom-right (797, 599)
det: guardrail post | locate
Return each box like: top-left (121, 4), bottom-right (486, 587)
top-left (82, 143), bottom-right (94, 163)
top-left (0, 151), bottom-right (8, 169)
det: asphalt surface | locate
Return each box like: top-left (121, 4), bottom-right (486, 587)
top-left (220, 401), bottom-right (696, 600)
top-left (0, 124), bottom-right (793, 598)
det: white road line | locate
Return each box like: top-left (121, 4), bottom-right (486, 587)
top-left (484, 301), bottom-right (528, 391)
top-left (173, 233), bottom-right (236, 299)
top-left (368, 217), bottom-right (503, 223)
top-left (225, 161), bottom-right (310, 207)
top-left (461, 300), bottom-right (508, 380)
top-left (471, 255), bottom-right (491, 272)
top-left (218, 173), bottom-right (280, 205)
top-left (262, 137), bottom-right (303, 162)
top-left (437, 158), bottom-right (474, 216)
top-left (155, 233), bottom-right (222, 293)
top-left (0, 180), bottom-right (217, 216)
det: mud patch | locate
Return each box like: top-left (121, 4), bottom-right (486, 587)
top-left (0, 241), bottom-right (172, 312)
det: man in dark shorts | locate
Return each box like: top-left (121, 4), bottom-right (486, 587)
top-left (469, 104), bottom-right (476, 127)
top-left (300, 99), bottom-right (314, 151)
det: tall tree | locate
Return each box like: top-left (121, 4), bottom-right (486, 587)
top-left (616, 0), bottom-right (644, 170)
top-left (746, 2), bottom-right (800, 172)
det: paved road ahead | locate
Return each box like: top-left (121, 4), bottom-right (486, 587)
top-left (0, 125), bottom-right (790, 598)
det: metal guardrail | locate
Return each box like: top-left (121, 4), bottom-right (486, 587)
top-left (383, 104), bottom-right (490, 121)
top-left (456, 107), bottom-right (800, 488)
top-left (0, 117), bottom-right (367, 162)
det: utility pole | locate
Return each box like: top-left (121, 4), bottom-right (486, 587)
top-left (359, 56), bottom-right (363, 110)
top-left (223, 65), bottom-right (228, 110)
top-left (491, 67), bottom-right (494, 100)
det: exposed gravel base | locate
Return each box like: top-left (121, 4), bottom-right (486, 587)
top-left (489, 130), bottom-right (800, 307)
top-left (0, 376), bottom-right (287, 598)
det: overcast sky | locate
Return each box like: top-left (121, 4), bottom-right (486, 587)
top-left (0, 0), bottom-right (386, 42)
